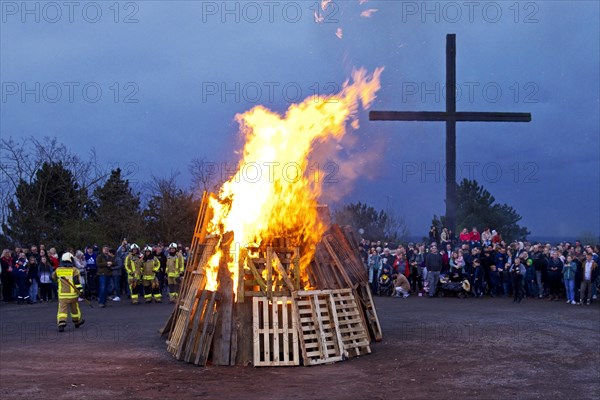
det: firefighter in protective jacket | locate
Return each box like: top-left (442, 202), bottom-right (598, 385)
top-left (166, 243), bottom-right (184, 303)
top-left (141, 246), bottom-right (162, 303)
top-left (124, 244), bottom-right (143, 305)
top-left (52, 252), bottom-right (85, 332)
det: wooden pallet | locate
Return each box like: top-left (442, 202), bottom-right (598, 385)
top-left (293, 290), bottom-right (344, 366)
top-left (182, 290), bottom-right (220, 365)
top-left (356, 283), bottom-right (383, 342)
top-left (166, 236), bottom-right (218, 356)
top-left (252, 296), bottom-right (300, 366)
top-left (330, 289), bottom-right (371, 357)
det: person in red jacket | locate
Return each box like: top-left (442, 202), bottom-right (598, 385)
top-left (459, 228), bottom-right (470, 243)
top-left (469, 227), bottom-right (481, 248)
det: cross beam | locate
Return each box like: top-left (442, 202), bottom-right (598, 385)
top-left (369, 34), bottom-right (532, 232)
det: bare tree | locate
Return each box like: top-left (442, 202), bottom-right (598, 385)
top-left (188, 157), bottom-right (229, 197)
top-left (0, 136), bottom-right (136, 228)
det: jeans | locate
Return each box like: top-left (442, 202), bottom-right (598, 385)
top-left (29, 280), bottom-right (38, 303)
top-left (564, 278), bottom-right (575, 302)
top-left (503, 281), bottom-right (512, 296)
top-left (98, 275), bottom-right (109, 305)
top-left (112, 274), bottom-right (121, 297)
top-left (428, 271), bottom-right (440, 297)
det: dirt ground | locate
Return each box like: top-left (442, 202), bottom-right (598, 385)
top-left (1, 295), bottom-right (598, 400)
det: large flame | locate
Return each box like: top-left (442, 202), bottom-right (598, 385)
top-left (205, 67), bottom-right (383, 293)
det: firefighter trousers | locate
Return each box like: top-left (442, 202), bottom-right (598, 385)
top-left (57, 298), bottom-right (81, 326)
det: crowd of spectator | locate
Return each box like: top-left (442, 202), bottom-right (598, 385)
top-left (0, 241), bottom-right (190, 305)
top-left (360, 226), bottom-right (600, 305)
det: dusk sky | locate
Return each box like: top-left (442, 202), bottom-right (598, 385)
top-left (1, 1), bottom-right (599, 239)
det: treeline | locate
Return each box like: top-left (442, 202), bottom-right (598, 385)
top-left (0, 136), bottom-right (220, 250)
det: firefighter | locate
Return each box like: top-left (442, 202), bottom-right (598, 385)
top-left (166, 243), bottom-right (184, 303)
top-left (124, 244), bottom-right (143, 305)
top-left (141, 246), bottom-right (162, 303)
top-left (52, 252), bottom-right (85, 332)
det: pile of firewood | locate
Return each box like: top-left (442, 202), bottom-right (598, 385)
top-left (160, 192), bottom-right (382, 367)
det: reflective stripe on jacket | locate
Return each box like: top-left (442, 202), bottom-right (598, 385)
top-left (125, 254), bottom-right (143, 278)
top-left (166, 253), bottom-right (184, 278)
top-left (142, 258), bottom-right (160, 280)
top-left (52, 266), bottom-right (81, 299)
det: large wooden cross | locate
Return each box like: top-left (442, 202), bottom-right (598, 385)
top-left (369, 34), bottom-right (531, 233)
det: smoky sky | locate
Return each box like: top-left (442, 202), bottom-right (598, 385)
top-left (1, 1), bottom-right (599, 238)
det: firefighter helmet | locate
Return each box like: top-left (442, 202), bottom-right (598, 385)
top-left (169, 242), bottom-right (177, 249)
top-left (130, 243), bottom-right (140, 251)
top-left (144, 245), bottom-right (152, 252)
top-left (60, 252), bottom-right (74, 265)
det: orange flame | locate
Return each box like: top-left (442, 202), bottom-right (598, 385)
top-left (206, 67), bottom-right (383, 296)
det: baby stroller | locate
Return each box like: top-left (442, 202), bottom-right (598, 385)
top-left (438, 276), bottom-right (471, 299)
top-left (378, 269), bottom-right (394, 297)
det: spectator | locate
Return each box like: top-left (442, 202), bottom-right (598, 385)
top-left (547, 251), bottom-right (564, 301)
top-left (473, 259), bottom-right (484, 297)
top-left (428, 226), bottom-right (439, 244)
top-left (368, 248), bottom-right (382, 294)
top-left (38, 256), bottom-right (53, 302)
top-left (459, 228), bottom-right (470, 244)
top-left (489, 265), bottom-right (501, 297)
top-left (481, 228), bottom-right (492, 246)
top-left (84, 246), bottom-right (98, 299)
top-left (1, 249), bottom-right (15, 302)
top-left (29, 245), bottom-right (41, 264)
top-left (469, 227), bottom-right (481, 248)
top-left (47, 248), bottom-right (59, 269)
top-left (115, 240), bottom-right (130, 301)
top-left (96, 245), bottom-right (114, 308)
top-left (425, 244), bottom-right (442, 297)
top-left (499, 249), bottom-right (512, 297)
top-left (14, 259), bottom-right (30, 304)
top-left (510, 257), bottom-right (525, 303)
top-left (440, 228), bottom-right (449, 248)
top-left (393, 273), bottom-right (411, 298)
top-left (524, 256), bottom-right (537, 298)
top-left (491, 230), bottom-right (501, 244)
top-left (579, 253), bottom-right (598, 305)
top-left (73, 250), bottom-right (87, 298)
top-left (563, 255), bottom-right (577, 305)
top-left (27, 256), bottom-right (39, 304)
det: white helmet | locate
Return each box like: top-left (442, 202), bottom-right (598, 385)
top-left (130, 243), bottom-right (140, 251)
top-left (143, 245), bottom-right (152, 252)
top-left (61, 252), bottom-right (74, 265)
top-left (169, 242), bottom-right (177, 249)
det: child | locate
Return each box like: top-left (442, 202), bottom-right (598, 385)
top-left (489, 265), bottom-right (500, 297)
top-left (473, 259), bottom-right (485, 297)
top-left (524, 258), bottom-right (537, 298)
top-left (14, 259), bottom-right (30, 304)
top-left (510, 257), bottom-right (525, 303)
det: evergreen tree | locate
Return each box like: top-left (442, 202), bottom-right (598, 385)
top-left (90, 168), bottom-right (142, 245)
top-left (433, 179), bottom-right (529, 242)
top-left (3, 162), bottom-right (87, 248)
top-left (333, 202), bottom-right (409, 243)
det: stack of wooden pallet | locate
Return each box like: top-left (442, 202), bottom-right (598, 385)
top-left (161, 192), bottom-right (382, 367)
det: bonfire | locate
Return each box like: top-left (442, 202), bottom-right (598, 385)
top-left (162, 68), bottom-right (384, 367)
